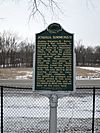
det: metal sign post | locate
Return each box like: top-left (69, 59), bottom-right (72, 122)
top-left (49, 94), bottom-right (58, 133)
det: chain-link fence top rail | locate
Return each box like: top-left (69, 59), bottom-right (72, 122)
top-left (0, 86), bottom-right (100, 133)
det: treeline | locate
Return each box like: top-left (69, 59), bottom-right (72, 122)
top-left (0, 32), bottom-right (34, 68)
top-left (75, 41), bottom-right (100, 66)
top-left (0, 32), bottom-right (100, 68)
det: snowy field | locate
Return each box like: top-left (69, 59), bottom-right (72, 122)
top-left (1, 89), bottom-right (100, 133)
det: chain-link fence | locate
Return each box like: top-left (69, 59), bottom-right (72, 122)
top-left (0, 86), bottom-right (100, 133)
top-left (95, 89), bottom-right (100, 133)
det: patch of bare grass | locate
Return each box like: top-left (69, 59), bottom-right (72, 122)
top-left (76, 67), bottom-right (100, 78)
top-left (0, 68), bottom-right (32, 79)
top-left (0, 67), bottom-right (100, 79)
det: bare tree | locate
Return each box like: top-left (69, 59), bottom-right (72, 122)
top-left (94, 46), bottom-right (100, 65)
top-left (75, 40), bottom-right (86, 66)
top-left (86, 46), bottom-right (94, 66)
top-left (18, 40), bottom-right (34, 67)
top-left (0, 0), bottom-right (95, 24)
top-left (0, 32), bottom-right (19, 67)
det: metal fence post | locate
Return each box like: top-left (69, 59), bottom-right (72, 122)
top-left (1, 86), bottom-right (3, 133)
top-left (49, 94), bottom-right (58, 133)
top-left (92, 87), bottom-right (95, 133)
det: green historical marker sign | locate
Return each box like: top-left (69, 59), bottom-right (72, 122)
top-left (34, 23), bottom-right (75, 91)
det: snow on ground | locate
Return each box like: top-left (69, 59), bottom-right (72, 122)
top-left (16, 71), bottom-right (32, 79)
top-left (77, 67), bottom-right (100, 80)
top-left (79, 67), bottom-right (100, 72)
top-left (2, 94), bottom-right (100, 118)
top-left (15, 67), bottom-right (100, 80)
top-left (2, 93), bottom-right (100, 132)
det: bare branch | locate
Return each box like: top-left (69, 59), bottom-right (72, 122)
top-left (0, 18), bottom-right (4, 19)
top-left (28, 0), bottom-right (62, 24)
top-left (39, 0), bottom-right (47, 7)
top-left (85, 0), bottom-right (95, 9)
top-left (49, 0), bottom-right (63, 14)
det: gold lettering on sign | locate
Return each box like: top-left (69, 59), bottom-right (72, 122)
top-left (36, 35), bottom-right (73, 90)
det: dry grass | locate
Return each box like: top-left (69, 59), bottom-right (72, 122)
top-left (76, 67), bottom-right (100, 78)
top-left (0, 67), bottom-right (100, 79)
top-left (0, 68), bottom-right (32, 79)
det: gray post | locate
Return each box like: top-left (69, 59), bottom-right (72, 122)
top-left (92, 87), bottom-right (95, 133)
top-left (49, 94), bottom-right (58, 133)
top-left (1, 86), bottom-right (3, 133)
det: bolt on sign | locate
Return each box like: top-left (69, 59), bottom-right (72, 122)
top-left (33, 23), bottom-right (75, 92)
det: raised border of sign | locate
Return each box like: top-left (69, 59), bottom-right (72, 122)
top-left (47, 23), bottom-right (62, 34)
top-left (33, 23), bottom-right (76, 96)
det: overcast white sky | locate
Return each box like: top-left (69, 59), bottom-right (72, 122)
top-left (0, 0), bottom-right (100, 47)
